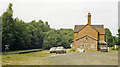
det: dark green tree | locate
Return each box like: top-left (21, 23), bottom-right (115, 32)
top-left (2, 3), bottom-right (74, 51)
top-left (112, 36), bottom-right (118, 45)
top-left (105, 28), bottom-right (117, 47)
top-left (118, 28), bottom-right (120, 45)
top-left (42, 29), bottom-right (74, 49)
top-left (2, 3), bottom-right (16, 51)
top-left (13, 18), bottom-right (31, 50)
top-left (28, 20), bottom-right (50, 49)
top-left (42, 29), bottom-right (60, 49)
top-left (59, 29), bottom-right (74, 48)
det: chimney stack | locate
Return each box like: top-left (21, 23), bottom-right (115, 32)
top-left (88, 13), bottom-right (91, 25)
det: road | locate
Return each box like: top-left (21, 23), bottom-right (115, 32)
top-left (46, 51), bottom-right (118, 65)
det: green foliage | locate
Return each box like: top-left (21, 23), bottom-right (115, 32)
top-left (42, 29), bottom-right (73, 49)
top-left (59, 29), bottom-right (74, 48)
top-left (2, 3), bottom-right (74, 51)
top-left (112, 48), bottom-right (115, 50)
top-left (69, 49), bottom-right (76, 52)
top-left (6, 3), bottom-right (13, 14)
top-left (112, 47), bottom-right (118, 50)
top-left (2, 3), bottom-right (15, 51)
top-left (118, 28), bottom-right (120, 45)
top-left (28, 20), bottom-right (50, 49)
top-left (2, 3), bottom-right (33, 51)
top-left (43, 29), bottom-right (59, 49)
top-left (116, 48), bottom-right (118, 50)
top-left (105, 28), bottom-right (117, 47)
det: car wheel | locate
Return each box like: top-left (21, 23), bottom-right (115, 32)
top-left (65, 51), bottom-right (66, 53)
top-left (59, 52), bottom-right (60, 54)
top-left (56, 52), bottom-right (58, 54)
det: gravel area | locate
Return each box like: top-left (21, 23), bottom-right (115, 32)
top-left (47, 51), bottom-right (118, 65)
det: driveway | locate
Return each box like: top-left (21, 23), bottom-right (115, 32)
top-left (46, 51), bottom-right (118, 65)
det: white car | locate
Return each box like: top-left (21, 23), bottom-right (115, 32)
top-left (55, 47), bottom-right (66, 54)
top-left (100, 45), bottom-right (108, 52)
top-left (50, 47), bottom-right (57, 53)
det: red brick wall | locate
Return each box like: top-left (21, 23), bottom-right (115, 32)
top-left (73, 32), bottom-right (78, 49)
top-left (73, 24), bottom-right (98, 50)
top-left (76, 36), bottom-right (97, 52)
top-left (99, 34), bottom-right (105, 41)
top-left (77, 25), bottom-right (98, 40)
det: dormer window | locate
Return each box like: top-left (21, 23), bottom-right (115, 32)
top-left (85, 40), bottom-right (87, 42)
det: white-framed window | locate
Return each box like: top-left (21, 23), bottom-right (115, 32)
top-left (90, 44), bottom-right (95, 49)
top-left (85, 40), bottom-right (88, 42)
top-left (84, 43), bottom-right (87, 48)
top-left (80, 43), bottom-right (84, 48)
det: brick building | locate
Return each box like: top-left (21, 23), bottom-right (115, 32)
top-left (73, 13), bottom-right (107, 52)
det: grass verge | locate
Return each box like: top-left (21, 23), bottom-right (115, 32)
top-left (2, 50), bottom-right (52, 65)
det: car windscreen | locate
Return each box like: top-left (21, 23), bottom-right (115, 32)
top-left (50, 47), bottom-right (56, 51)
top-left (56, 47), bottom-right (63, 50)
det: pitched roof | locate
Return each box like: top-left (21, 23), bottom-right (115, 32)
top-left (76, 35), bottom-right (98, 41)
top-left (96, 28), bottom-right (105, 34)
top-left (74, 25), bottom-right (104, 32)
top-left (99, 41), bottom-right (107, 44)
top-left (74, 25), bottom-right (85, 32)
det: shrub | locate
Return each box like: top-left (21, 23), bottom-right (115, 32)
top-left (69, 49), bottom-right (76, 52)
top-left (112, 47), bottom-right (119, 50)
top-left (112, 48), bottom-right (115, 50)
top-left (116, 48), bottom-right (118, 50)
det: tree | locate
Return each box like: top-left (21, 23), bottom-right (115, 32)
top-left (2, 3), bottom-right (74, 51)
top-left (118, 28), bottom-right (120, 45)
top-left (42, 29), bottom-right (60, 49)
top-left (12, 18), bottom-right (31, 50)
top-left (2, 3), bottom-right (32, 51)
top-left (42, 29), bottom-right (74, 49)
top-left (59, 29), bottom-right (74, 48)
top-left (2, 3), bottom-right (16, 51)
top-left (28, 20), bottom-right (50, 49)
top-left (112, 36), bottom-right (118, 45)
top-left (0, 16), bottom-right (2, 52)
top-left (105, 28), bottom-right (117, 47)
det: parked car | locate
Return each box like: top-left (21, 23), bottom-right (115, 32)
top-left (55, 46), bottom-right (66, 54)
top-left (100, 45), bottom-right (108, 52)
top-left (50, 47), bottom-right (57, 53)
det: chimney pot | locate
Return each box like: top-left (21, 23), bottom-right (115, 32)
top-left (88, 13), bottom-right (91, 25)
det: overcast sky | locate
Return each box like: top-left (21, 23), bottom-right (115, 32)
top-left (0, 0), bottom-right (119, 36)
